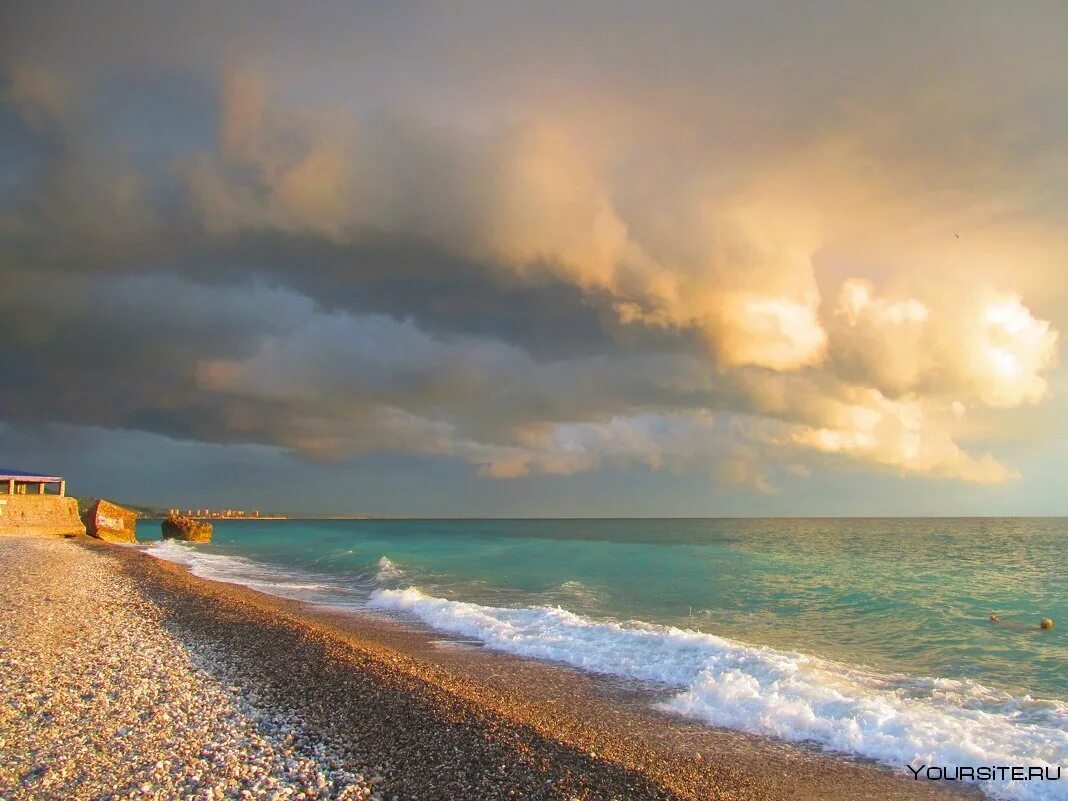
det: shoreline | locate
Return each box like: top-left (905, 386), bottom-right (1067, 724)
top-left (73, 535), bottom-right (980, 801)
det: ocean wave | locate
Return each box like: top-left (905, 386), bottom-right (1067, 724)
top-left (375, 555), bottom-right (405, 583)
top-left (369, 586), bottom-right (1068, 801)
top-left (541, 579), bottom-right (605, 610)
top-left (142, 540), bottom-right (372, 606)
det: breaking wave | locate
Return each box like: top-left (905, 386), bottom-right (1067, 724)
top-left (142, 539), bottom-right (374, 607)
top-left (369, 586), bottom-right (1068, 801)
top-left (375, 555), bottom-right (405, 583)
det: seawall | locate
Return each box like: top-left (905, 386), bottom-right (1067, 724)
top-left (0, 495), bottom-right (86, 537)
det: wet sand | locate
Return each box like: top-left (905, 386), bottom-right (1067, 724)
top-left (2, 535), bottom-right (979, 800)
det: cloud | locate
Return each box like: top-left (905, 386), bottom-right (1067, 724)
top-left (1, 2), bottom-right (1066, 495)
top-left (829, 280), bottom-right (1058, 408)
top-left (181, 74), bottom-right (833, 373)
top-left (965, 295), bottom-right (1058, 407)
top-left (785, 394), bottom-right (1017, 484)
top-left (3, 63), bottom-right (68, 127)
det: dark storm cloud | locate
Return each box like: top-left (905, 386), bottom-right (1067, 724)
top-left (183, 232), bottom-right (637, 359)
top-left (0, 71), bottom-right (660, 360)
top-left (0, 259), bottom-right (728, 469)
top-left (0, 269), bottom-right (306, 437)
top-left (0, 62), bottom-right (722, 476)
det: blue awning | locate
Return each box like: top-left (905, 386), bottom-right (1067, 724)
top-left (0, 469), bottom-right (64, 482)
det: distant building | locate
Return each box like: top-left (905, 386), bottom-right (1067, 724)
top-left (167, 506), bottom-right (267, 520)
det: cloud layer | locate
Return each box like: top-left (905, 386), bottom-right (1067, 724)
top-left (2, 1), bottom-right (1066, 496)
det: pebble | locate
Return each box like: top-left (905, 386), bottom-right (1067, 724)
top-left (0, 538), bottom-right (375, 801)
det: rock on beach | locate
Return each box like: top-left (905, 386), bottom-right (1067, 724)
top-left (161, 513), bottom-right (213, 542)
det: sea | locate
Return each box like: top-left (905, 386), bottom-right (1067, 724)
top-left (139, 517), bottom-right (1067, 800)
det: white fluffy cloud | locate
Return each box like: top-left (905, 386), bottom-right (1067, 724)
top-left (830, 280), bottom-right (1058, 409)
top-left (785, 393), bottom-right (1015, 484)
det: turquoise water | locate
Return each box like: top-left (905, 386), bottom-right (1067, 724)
top-left (143, 518), bottom-right (1067, 799)
top-left (144, 517), bottom-right (1064, 697)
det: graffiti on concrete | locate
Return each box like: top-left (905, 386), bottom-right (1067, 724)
top-left (95, 511), bottom-right (127, 531)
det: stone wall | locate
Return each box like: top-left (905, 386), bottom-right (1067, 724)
top-left (0, 495), bottom-right (86, 537)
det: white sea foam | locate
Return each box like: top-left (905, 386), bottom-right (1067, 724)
top-left (143, 540), bottom-right (357, 605)
top-left (542, 579), bottom-right (605, 610)
top-left (369, 586), bottom-right (1068, 801)
top-left (375, 556), bottom-right (405, 583)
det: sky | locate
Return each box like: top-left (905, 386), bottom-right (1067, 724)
top-left (2, 1), bottom-right (1067, 516)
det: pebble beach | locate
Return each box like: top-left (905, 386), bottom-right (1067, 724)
top-left (0, 537), bottom-right (374, 801)
top-left (0, 536), bottom-right (978, 801)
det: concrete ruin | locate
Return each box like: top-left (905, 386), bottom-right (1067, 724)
top-left (0, 469), bottom-right (84, 537)
top-left (84, 498), bottom-right (138, 543)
